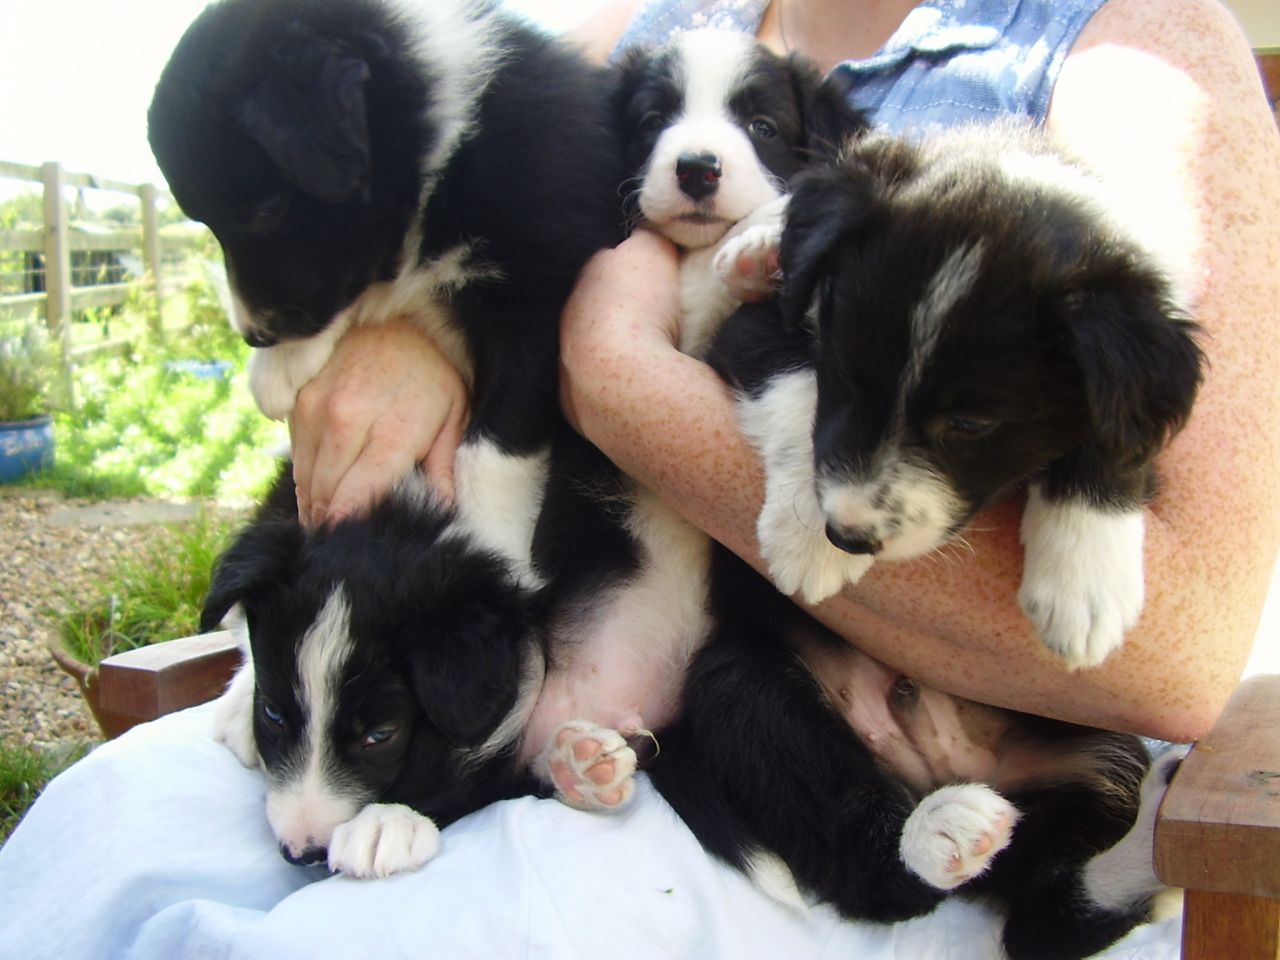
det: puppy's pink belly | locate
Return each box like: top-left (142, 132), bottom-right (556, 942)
top-left (796, 638), bottom-right (1005, 792)
top-left (521, 625), bottom-right (693, 767)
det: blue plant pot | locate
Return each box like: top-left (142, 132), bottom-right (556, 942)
top-left (163, 359), bottom-right (234, 381)
top-left (0, 415), bottom-right (55, 483)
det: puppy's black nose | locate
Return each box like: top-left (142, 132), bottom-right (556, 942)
top-left (676, 152), bottom-right (722, 201)
top-left (825, 523), bottom-right (881, 556)
top-left (280, 843), bottom-right (327, 867)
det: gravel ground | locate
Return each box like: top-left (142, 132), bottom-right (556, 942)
top-left (0, 489), bottom-right (175, 752)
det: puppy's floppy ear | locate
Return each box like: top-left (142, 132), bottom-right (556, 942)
top-left (1063, 283), bottom-right (1204, 467)
top-left (778, 166), bottom-right (868, 332)
top-left (201, 517), bottom-right (304, 632)
top-left (400, 597), bottom-right (530, 747)
top-left (787, 60), bottom-right (867, 163)
top-left (238, 30), bottom-right (372, 204)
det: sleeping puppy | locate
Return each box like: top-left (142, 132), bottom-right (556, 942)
top-left (614, 28), bottom-right (863, 356)
top-left (148, 0), bottom-right (626, 584)
top-left (615, 40), bottom-right (1183, 958)
top-left (714, 124), bottom-right (1204, 669)
top-left (649, 550), bottom-right (1186, 960)
top-left (202, 426), bottom-right (712, 878)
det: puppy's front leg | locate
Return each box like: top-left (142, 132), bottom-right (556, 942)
top-left (1018, 479), bottom-right (1148, 670)
top-left (737, 368), bottom-right (874, 603)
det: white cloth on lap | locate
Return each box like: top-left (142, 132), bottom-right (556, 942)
top-left (0, 702), bottom-right (1181, 960)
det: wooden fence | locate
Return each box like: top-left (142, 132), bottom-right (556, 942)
top-left (0, 159), bottom-right (209, 402)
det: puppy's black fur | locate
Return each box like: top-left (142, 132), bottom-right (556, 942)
top-left (202, 468), bottom-right (544, 833)
top-left (149, 0), bottom-right (626, 451)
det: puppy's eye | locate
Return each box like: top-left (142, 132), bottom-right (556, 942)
top-left (361, 725), bottom-right (399, 750)
top-left (260, 700), bottom-right (286, 728)
top-left (748, 117), bottom-right (778, 140)
top-left (637, 110), bottom-right (666, 133)
top-left (944, 416), bottom-right (997, 438)
top-left (248, 193), bottom-right (289, 233)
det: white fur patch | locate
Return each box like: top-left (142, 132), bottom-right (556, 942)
top-left (265, 588), bottom-right (365, 859)
top-left (326, 802), bottom-right (443, 879)
top-left (1018, 485), bottom-right (1146, 669)
top-left (737, 369), bottom-right (874, 603)
top-left (212, 637), bottom-right (259, 770)
top-left (905, 241), bottom-right (984, 393)
top-left (746, 850), bottom-right (809, 912)
top-left (679, 196), bottom-right (788, 358)
top-left (899, 783), bottom-right (1020, 890)
top-left (450, 439), bottom-right (550, 590)
top-left (1083, 746), bottom-right (1188, 911)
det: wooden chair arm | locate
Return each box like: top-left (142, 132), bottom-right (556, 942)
top-left (94, 631), bottom-right (242, 737)
top-left (1155, 673), bottom-right (1280, 959)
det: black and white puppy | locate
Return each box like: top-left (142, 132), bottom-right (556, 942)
top-left (650, 552), bottom-right (1185, 960)
top-left (615, 28), bottom-right (863, 356)
top-left (149, 0), bottom-right (626, 585)
top-left (202, 425), bottom-right (710, 877)
top-left (716, 124), bottom-right (1203, 668)
top-left (202, 468), bottom-right (546, 877)
top-left (617, 40), bottom-right (1182, 959)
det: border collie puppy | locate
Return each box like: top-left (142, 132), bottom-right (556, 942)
top-left (650, 551), bottom-right (1185, 960)
top-left (149, 0), bottom-right (626, 584)
top-left (712, 124), bottom-right (1203, 669)
top-left (615, 42), bottom-right (1182, 958)
top-left (202, 468), bottom-right (555, 877)
top-left (203, 423), bottom-right (716, 877)
top-left (614, 28), bottom-right (863, 356)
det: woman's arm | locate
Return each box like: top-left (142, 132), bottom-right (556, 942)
top-left (560, 0), bottom-right (1280, 742)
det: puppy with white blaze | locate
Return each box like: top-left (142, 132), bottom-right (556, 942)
top-left (711, 124), bottom-right (1204, 669)
top-left (614, 28), bottom-right (863, 356)
top-left (148, 0), bottom-right (626, 582)
top-left (613, 38), bottom-right (1183, 960)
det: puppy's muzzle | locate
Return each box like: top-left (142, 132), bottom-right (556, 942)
top-left (676, 152), bottom-right (722, 201)
top-left (825, 523), bottom-right (881, 556)
top-left (280, 843), bottom-right (327, 868)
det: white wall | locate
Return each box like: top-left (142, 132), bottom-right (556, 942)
top-left (1225, 0), bottom-right (1280, 47)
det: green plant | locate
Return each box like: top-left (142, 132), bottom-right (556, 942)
top-left (0, 329), bottom-right (56, 421)
top-left (56, 513), bottom-right (241, 667)
top-left (0, 740), bottom-right (87, 844)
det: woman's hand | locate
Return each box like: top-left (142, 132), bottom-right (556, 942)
top-left (289, 317), bottom-right (469, 526)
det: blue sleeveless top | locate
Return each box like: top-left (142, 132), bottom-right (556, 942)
top-left (612, 0), bottom-right (1109, 135)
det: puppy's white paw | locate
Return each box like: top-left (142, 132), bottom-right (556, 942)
top-left (713, 222), bottom-right (783, 301)
top-left (1019, 491), bottom-right (1145, 670)
top-left (212, 657), bottom-right (259, 769)
top-left (900, 784), bottom-right (1019, 890)
top-left (758, 495), bottom-right (874, 604)
top-left (538, 720), bottom-right (637, 812)
top-left (327, 803), bottom-right (442, 879)
top-left (1084, 746), bottom-right (1189, 911)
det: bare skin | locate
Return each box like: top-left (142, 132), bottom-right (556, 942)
top-left (290, 0), bottom-right (1280, 742)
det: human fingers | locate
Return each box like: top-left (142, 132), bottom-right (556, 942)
top-left (289, 317), bottom-right (469, 526)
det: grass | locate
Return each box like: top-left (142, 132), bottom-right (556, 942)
top-left (13, 259), bottom-right (283, 503)
top-left (56, 512), bottom-right (240, 667)
top-left (0, 741), bottom-right (89, 844)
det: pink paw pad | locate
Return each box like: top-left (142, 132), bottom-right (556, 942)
top-left (540, 721), bottom-right (638, 812)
